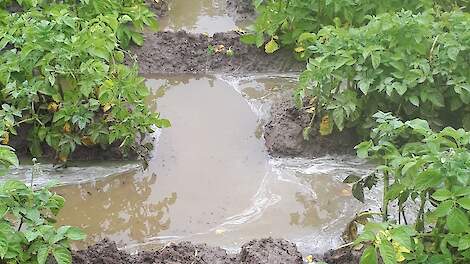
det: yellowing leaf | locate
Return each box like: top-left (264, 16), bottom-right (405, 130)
top-left (48, 102), bottom-right (59, 113)
top-left (63, 123), bottom-right (71, 134)
top-left (102, 103), bottom-right (112, 112)
top-left (319, 115), bottom-right (333, 136)
top-left (81, 136), bottom-right (94, 146)
top-left (295, 47), bottom-right (305, 53)
top-left (1, 132), bottom-right (9, 145)
top-left (265, 39), bottom-right (279, 54)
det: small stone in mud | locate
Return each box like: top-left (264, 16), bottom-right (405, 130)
top-left (239, 238), bottom-right (303, 264)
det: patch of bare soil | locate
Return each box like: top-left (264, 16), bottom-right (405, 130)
top-left (71, 238), bottom-right (303, 264)
top-left (264, 95), bottom-right (360, 158)
top-left (130, 31), bottom-right (304, 74)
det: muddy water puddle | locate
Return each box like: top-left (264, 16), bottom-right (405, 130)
top-left (54, 75), bottom-right (379, 254)
top-left (159, 0), bottom-right (240, 34)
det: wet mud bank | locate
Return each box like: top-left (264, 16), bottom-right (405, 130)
top-left (72, 238), bottom-right (303, 264)
top-left (145, 0), bottom-right (170, 17)
top-left (264, 96), bottom-right (359, 158)
top-left (226, 0), bottom-right (256, 21)
top-left (131, 31), bottom-right (304, 74)
top-left (72, 239), bottom-right (361, 264)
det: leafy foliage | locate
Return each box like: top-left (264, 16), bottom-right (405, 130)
top-left (242, 0), bottom-right (464, 54)
top-left (296, 10), bottom-right (470, 137)
top-left (0, 0), bottom-right (170, 161)
top-left (0, 146), bottom-right (85, 264)
top-left (349, 113), bottom-right (470, 264)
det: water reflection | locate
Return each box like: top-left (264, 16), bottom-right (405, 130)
top-left (56, 172), bottom-right (177, 248)
top-left (289, 173), bottom-right (353, 227)
top-left (159, 0), bottom-right (238, 34)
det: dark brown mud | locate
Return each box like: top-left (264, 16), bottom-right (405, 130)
top-left (226, 0), bottom-right (256, 21)
top-left (71, 238), bottom-right (304, 264)
top-left (321, 246), bottom-right (363, 264)
top-left (145, 0), bottom-right (170, 17)
top-left (131, 31), bottom-right (304, 74)
top-left (9, 125), bottom-right (148, 162)
top-left (264, 95), bottom-right (360, 158)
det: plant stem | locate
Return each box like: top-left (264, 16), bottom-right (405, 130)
top-left (382, 170), bottom-right (389, 222)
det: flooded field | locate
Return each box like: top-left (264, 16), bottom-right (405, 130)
top-left (48, 75), bottom-right (379, 254)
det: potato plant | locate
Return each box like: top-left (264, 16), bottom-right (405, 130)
top-left (243, 0), bottom-right (465, 54)
top-left (346, 113), bottom-right (470, 264)
top-left (0, 145), bottom-right (85, 264)
top-left (0, 0), bottom-right (169, 161)
top-left (297, 10), bottom-right (470, 137)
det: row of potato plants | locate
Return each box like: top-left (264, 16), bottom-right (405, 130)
top-left (0, 0), bottom-right (170, 161)
top-left (244, 1), bottom-right (469, 263)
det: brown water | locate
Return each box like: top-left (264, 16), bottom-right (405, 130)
top-left (53, 75), bottom-right (379, 254)
top-left (159, 0), bottom-right (239, 34)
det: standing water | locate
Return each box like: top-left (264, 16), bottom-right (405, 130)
top-left (53, 75), bottom-right (379, 254)
top-left (159, 0), bottom-right (239, 34)
top-left (5, 0), bottom-right (381, 256)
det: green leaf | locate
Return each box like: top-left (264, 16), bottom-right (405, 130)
top-left (355, 141), bottom-right (373, 159)
top-left (386, 183), bottom-right (404, 201)
top-left (65, 227), bottom-right (86, 241)
top-left (265, 39), bottom-right (279, 54)
top-left (415, 169), bottom-right (442, 190)
top-left (378, 240), bottom-right (397, 264)
top-left (457, 197), bottom-right (470, 210)
top-left (432, 189), bottom-right (453, 201)
top-left (360, 246), bottom-right (378, 264)
top-left (447, 208), bottom-right (469, 234)
top-left (37, 244), bottom-right (49, 264)
top-left (371, 53), bottom-right (381, 69)
top-left (0, 233), bottom-right (7, 258)
top-left (343, 174), bottom-right (361, 184)
top-left (332, 108), bottom-right (345, 131)
top-left (0, 145), bottom-right (19, 167)
top-left (53, 246), bottom-right (72, 264)
top-left (352, 182), bottom-right (365, 203)
top-left (431, 200), bottom-right (454, 218)
top-left (459, 235), bottom-right (470, 251)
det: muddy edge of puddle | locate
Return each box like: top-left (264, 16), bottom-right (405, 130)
top-left (69, 1), bottom-right (362, 263)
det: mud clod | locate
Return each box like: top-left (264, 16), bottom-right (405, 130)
top-left (264, 96), bottom-right (359, 157)
top-left (131, 31), bottom-right (304, 75)
top-left (239, 238), bottom-right (303, 264)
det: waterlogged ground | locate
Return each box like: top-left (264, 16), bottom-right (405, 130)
top-left (4, 0), bottom-right (381, 259)
top-left (48, 75), bottom-right (379, 254)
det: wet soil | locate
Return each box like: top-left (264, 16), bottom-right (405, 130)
top-left (131, 31), bottom-right (304, 74)
top-left (264, 96), bottom-right (360, 158)
top-left (72, 238), bottom-right (303, 264)
top-left (8, 124), bottom-right (149, 162)
top-left (145, 0), bottom-right (170, 17)
top-left (226, 0), bottom-right (256, 21)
